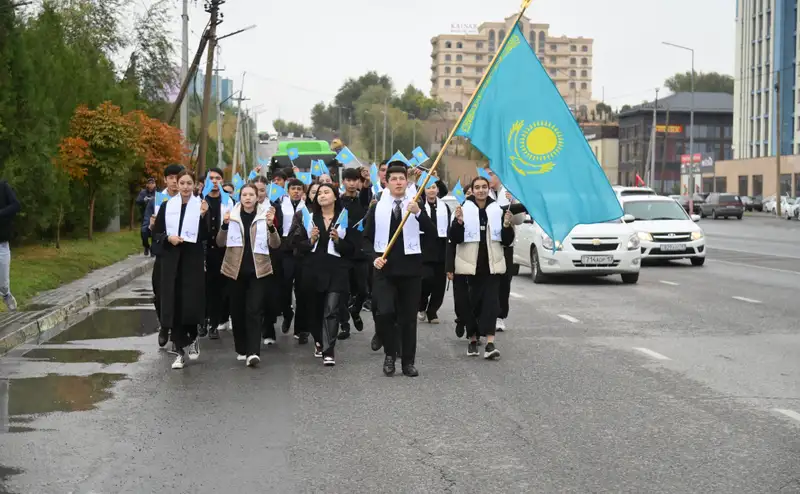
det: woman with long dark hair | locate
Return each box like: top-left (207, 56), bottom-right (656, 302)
top-left (288, 183), bottom-right (356, 366)
top-left (449, 176), bottom-right (514, 360)
top-left (217, 183), bottom-right (282, 367)
top-left (152, 170), bottom-right (209, 370)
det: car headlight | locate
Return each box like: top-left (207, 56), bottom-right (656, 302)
top-left (637, 231), bottom-right (653, 242)
top-left (627, 234), bottom-right (640, 250)
top-left (690, 231), bottom-right (704, 241)
top-left (541, 235), bottom-right (562, 251)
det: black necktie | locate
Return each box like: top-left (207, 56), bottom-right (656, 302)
top-left (393, 200), bottom-right (402, 220)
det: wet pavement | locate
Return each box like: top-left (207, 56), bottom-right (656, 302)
top-left (3, 242), bottom-right (800, 493)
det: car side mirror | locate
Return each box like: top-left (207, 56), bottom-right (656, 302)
top-left (622, 214), bottom-right (635, 223)
top-left (691, 214), bottom-right (701, 222)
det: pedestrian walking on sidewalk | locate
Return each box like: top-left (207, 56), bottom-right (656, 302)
top-left (218, 184), bottom-right (281, 367)
top-left (0, 180), bottom-right (19, 312)
top-left (152, 170), bottom-right (209, 370)
top-left (136, 178), bottom-right (156, 256)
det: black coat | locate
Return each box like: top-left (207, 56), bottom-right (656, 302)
top-left (340, 193), bottom-right (369, 261)
top-left (288, 209), bottom-right (357, 293)
top-left (153, 201), bottom-right (208, 328)
top-left (419, 198), bottom-right (451, 264)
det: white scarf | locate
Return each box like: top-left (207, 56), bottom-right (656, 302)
top-left (374, 193), bottom-right (421, 255)
top-left (462, 200), bottom-right (503, 243)
top-left (165, 195), bottom-right (201, 243)
top-left (311, 215), bottom-right (347, 258)
top-left (491, 186), bottom-right (511, 207)
top-left (281, 196), bottom-right (304, 237)
top-left (226, 203), bottom-right (269, 254)
top-left (423, 199), bottom-right (448, 238)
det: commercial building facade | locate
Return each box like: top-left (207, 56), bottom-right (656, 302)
top-left (582, 124), bottom-right (620, 185)
top-left (430, 15), bottom-right (594, 119)
top-left (617, 92), bottom-right (733, 194)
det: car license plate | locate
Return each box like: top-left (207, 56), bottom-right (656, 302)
top-left (659, 243), bottom-right (686, 251)
top-left (581, 255), bottom-right (613, 265)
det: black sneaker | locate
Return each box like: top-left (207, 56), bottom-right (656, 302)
top-left (467, 341), bottom-right (479, 356)
top-left (298, 333), bottom-right (309, 345)
top-left (281, 311), bottom-right (294, 334)
top-left (208, 326), bottom-right (220, 340)
top-left (352, 314), bottom-right (364, 332)
top-left (484, 342), bottom-right (500, 360)
top-left (383, 355), bottom-right (396, 376)
top-left (370, 333), bottom-right (382, 351)
top-left (401, 364), bottom-right (419, 377)
top-left (338, 329), bottom-right (351, 340)
top-left (455, 321), bottom-right (465, 338)
top-left (363, 299), bottom-right (372, 312)
top-left (157, 327), bottom-right (169, 347)
top-left (144, 247), bottom-right (150, 256)
top-left (198, 321), bottom-right (208, 338)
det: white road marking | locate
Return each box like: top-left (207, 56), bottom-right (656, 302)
top-left (557, 314), bottom-right (580, 323)
top-left (509, 292), bottom-right (525, 299)
top-left (732, 296), bottom-right (761, 304)
top-left (633, 347), bottom-right (671, 361)
top-left (659, 280), bottom-right (680, 286)
top-left (773, 409), bottom-right (800, 423)
top-left (709, 259), bottom-right (800, 276)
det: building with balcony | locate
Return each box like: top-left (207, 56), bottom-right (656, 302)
top-left (430, 14), bottom-right (594, 119)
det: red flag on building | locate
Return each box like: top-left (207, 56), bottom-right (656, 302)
top-left (635, 174), bottom-right (646, 187)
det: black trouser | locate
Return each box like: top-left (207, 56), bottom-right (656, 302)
top-left (229, 273), bottom-right (271, 357)
top-left (152, 258), bottom-right (162, 321)
top-left (141, 230), bottom-right (151, 251)
top-left (310, 291), bottom-right (341, 356)
top-left (419, 262), bottom-right (446, 319)
top-left (205, 247), bottom-right (227, 328)
top-left (340, 260), bottom-right (369, 329)
top-left (465, 274), bottom-right (501, 338)
top-left (373, 271), bottom-right (421, 365)
top-left (171, 324), bottom-right (198, 353)
top-left (452, 274), bottom-right (470, 325)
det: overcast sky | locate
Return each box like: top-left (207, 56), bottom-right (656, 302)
top-left (172, 0), bottom-right (734, 132)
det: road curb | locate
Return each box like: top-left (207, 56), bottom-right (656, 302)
top-left (0, 257), bottom-right (154, 356)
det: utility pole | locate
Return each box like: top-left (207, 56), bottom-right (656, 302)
top-left (197, 0), bottom-right (225, 180)
top-left (382, 97), bottom-right (388, 158)
top-left (776, 72), bottom-right (783, 217)
top-left (659, 107), bottom-right (671, 194)
top-left (214, 45), bottom-right (224, 168)
top-left (650, 88), bottom-right (659, 188)
top-left (231, 86), bottom-right (249, 177)
top-left (180, 0), bottom-right (189, 139)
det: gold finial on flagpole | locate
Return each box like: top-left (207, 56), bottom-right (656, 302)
top-left (521, 0), bottom-right (532, 8)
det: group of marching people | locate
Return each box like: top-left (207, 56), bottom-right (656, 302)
top-left (145, 156), bottom-right (522, 376)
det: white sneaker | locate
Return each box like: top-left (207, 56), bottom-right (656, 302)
top-left (323, 356), bottom-right (335, 366)
top-left (417, 312), bottom-right (426, 322)
top-left (219, 321), bottom-right (230, 331)
top-left (236, 354), bottom-right (246, 361)
top-left (3, 294), bottom-right (17, 312)
top-left (171, 355), bottom-right (185, 369)
top-left (187, 339), bottom-right (200, 360)
top-left (246, 355), bottom-right (260, 367)
top-left (496, 318), bottom-right (506, 332)
top-left (263, 338), bottom-right (276, 346)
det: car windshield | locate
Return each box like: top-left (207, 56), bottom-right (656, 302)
top-left (623, 200), bottom-right (689, 221)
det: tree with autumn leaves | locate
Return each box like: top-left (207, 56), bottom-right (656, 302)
top-left (54, 101), bottom-right (187, 240)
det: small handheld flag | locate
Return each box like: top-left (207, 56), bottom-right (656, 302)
top-left (335, 208), bottom-right (349, 228)
top-left (339, 183), bottom-right (345, 194)
top-left (301, 206), bottom-right (314, 234)
top-left (288, 148), bottom-right (299, 161)
top-left (257, 157), bottom-right (268, 166)
top-left (372, 182), bottom-right (382, 195)
top-left (369, 163), bottom-right (380, 184)
top-left (311, 160), bottom-right (330, 177)
top-left (296, 171), bottom-right (312, 185)
top-left (355, 217), bottom-right (365, 232)
top-left (267, 183), bottom-right (286, 203)
top-left (155, 191), bottom-right (169, 205)
top-left (232, 173), bottom-right (244, 189)
top-left (335, 146), bottom-right (355, 165)
top-left (451, 180), bottom-right (466, 205)
top-left (407, 157), bottom-right (419, 168)
top-left (220, 188), bottom-right (231, 206)
top-left (202, 177), bottom-right (214, 197)
top-left (476, 167), bottom-right (491, 180)
top-left (412, 146), bottom-right (429, 165)
top-left (417, 171), bottom-right (439, 188)
top-left (248, 170), bottom-right (258, 181)
top-left (388, 151), bottom-right (409, 165)
top-left (233, 189), bottom-right (241, 202)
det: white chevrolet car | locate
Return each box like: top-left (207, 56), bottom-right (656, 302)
top-left (512, 214), bottom-right (642, 284)
top-left (620, 195), bottom-right (706, 266)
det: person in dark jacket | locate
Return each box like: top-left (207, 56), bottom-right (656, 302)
top-left (288, 184), bottom-right (356, 365)
top-left (0, 180), bottom-right (20, 311)
top-left (136, 178), bottom-right (156, 256)
top-left (145, 164), bottom-right (183, 348)
top-left (362, 162), bottom-right (437, 377)
top-left (152, 170), bottom-right (209, 369)
top-left (202, 167), bottom-right (233, 340)
top-left (418, 180), bottom-right (451, 324)
top-left (274, 177), bottom-right (308, 342)
top-left (337, 167), bottom-right (370, 340)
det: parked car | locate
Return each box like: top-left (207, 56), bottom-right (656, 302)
top-left (699, 193), bottom-right (744, 220)
top-left (782, 198), bottom-right (800, 220)
top-left (613, 185), bottom-right (656, 199)
top-left (749, 195), bottom-right (763, 211)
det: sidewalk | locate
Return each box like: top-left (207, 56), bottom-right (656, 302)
top-left (0, 255), bottom-right (154, 355)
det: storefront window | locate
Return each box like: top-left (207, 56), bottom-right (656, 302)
top-left (781, 173), bottom-right (792, 196)
top-left (714, 177), bottom-right (727, 193)
top-left (702, 177), bottom-right (713, 192)
top-left (753, 174), bottom-right (764, 196)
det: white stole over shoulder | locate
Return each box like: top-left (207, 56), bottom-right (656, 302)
top-left (423, 199), bottom-right (448, 238)
top-left (311, 216), bottom-right (347, 257)
top-left (491, 186), bottom-right (511, 207)
top-left (374, 193), bottom-right (421, 255)
top-left (462, 200), bottom-right (503, 243)
top-left (281, 196), bottom-right (304, 237)
top-left (226, 203), bottom-right (269, 254)
top-left (165, 195), bottom-right (201, 243)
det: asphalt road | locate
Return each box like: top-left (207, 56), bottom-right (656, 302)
top-left (2, 216), bottom-right (800, 493)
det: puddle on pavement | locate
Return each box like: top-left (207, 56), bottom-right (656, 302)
top-left (46, 309), bottom-right (158, 343)
top-left (7, 373), bottom-right (126, 416)
top-left (20, 303), bottom-right (54, 312)
top-left (22, 348), bottom-right (141, 365)
top-left (132, 289), bottom-right (153, 294)
top-left (0, 465), bottom-right (23, 494)
top-left (106, 298), bottom-right (152, 307)
top-left (6, 427), bottom-right (35, 433)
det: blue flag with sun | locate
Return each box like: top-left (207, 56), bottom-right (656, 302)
top-left (456, 24), bottom-right (622, 245)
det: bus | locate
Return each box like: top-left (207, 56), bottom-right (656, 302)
top-left (270, 140), bottom-right (337, 176)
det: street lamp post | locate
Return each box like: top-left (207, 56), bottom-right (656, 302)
top-left (663, 41), bottom-right (694, 203)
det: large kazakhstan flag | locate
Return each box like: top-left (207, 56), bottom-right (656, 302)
top-left (456, 24), bottom-right (623, 245)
